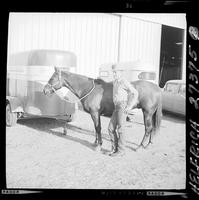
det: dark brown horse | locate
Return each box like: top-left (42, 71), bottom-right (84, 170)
top-left (43, 67), bottom-right (162, 151)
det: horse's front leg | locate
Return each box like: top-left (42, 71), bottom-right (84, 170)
top-left (90, 111), bottom-right (102, 152)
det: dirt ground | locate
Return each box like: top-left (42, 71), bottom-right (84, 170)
top-left (6, 109), bottom-right (186, 189)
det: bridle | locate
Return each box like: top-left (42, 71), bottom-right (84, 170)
top-left (46, 70), bottom-right (96, 103)
top-left (46, 80), bottom-right (63, 93)
top-left (46, 69), bottom-right (62, 92)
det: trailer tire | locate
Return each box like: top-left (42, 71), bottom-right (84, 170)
top-left (6, 103), bottom-right (17, 127)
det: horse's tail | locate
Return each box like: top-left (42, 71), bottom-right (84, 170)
top-left (152, 94), bottom-right (162, 134)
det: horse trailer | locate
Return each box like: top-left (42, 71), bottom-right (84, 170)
top-left (6, 49), bottom-right (77, 126)
top-left (98, 61), bottom-right (158, 84)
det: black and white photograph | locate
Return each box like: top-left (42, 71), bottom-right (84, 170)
top-left (5, 12), bottom-right (187, 191)
top-left (0, 3), bottom-right (197, 198)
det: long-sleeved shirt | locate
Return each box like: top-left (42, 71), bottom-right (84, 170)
top-left (113, 78), bottom-right (139, 109)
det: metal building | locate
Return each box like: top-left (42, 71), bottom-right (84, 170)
top-left (7, 12), bottom-right (186, 86)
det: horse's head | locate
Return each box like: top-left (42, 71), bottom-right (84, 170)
top-left (43, 67), bottom-right (64, 96)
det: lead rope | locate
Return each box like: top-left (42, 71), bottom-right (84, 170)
top-left (52, 79), bottom-right (96, 109)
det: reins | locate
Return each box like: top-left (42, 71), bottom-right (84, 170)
top-left (77, 79), bottom-right (96, 101)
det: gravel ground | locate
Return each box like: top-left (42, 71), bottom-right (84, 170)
top-left (6, 110), bottom-right (186, 189)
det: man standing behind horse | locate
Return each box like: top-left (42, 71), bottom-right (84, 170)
top-left (108, 64), bottom-right (139, 156)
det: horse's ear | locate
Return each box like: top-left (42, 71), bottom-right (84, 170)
top-left (54, 66), bottom-right (59, 73)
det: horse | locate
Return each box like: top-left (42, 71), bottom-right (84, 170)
top-left (43, 67), bottom-right (162, 152)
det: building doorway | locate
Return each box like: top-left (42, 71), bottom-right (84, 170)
top-left (159, 25), bottom-right (185, 88)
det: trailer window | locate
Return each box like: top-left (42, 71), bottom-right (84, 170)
top-left (99, 71), bottom-right (109, 77)
top-left (138, 72), bottom-right (156, 80)
top-left (165, 83), bottom-right (179, 94)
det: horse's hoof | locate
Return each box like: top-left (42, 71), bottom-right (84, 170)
top-left (136, 145), bottom-right (147, 153)
top-left (142, 145), bottom-right (149, 149)
top-left (95, 145), bottom-right (102, 152)
top-left (141, 142), bottom-right (152, 149)
top-left (135, 145), bottom-right (143, 151)
top-left (108, 150), bottom-right (125, 157)
top-left (93, 139), bottom-right (98, 144)
top-left (141, 135), bottom-right (150, 147)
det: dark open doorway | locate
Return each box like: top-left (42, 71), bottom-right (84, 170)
top-left (159, 25), bottom-right (185, 88)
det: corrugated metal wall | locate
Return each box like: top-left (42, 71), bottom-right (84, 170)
top-left (7, 13), bottom-right (186, 79)
top-left (118, 13), bottom-right (186, 80)
top-left (119, 16), bottom-right (162, 74)
top-left (8, 13), bottom-right (120, 78)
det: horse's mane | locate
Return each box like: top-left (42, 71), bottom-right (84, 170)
top-left (62, 70), bottom-right (91, 81)
top-left (94, 78), bottom-right (107, 84)
top-left (62, 70), bottom-right (111, 84)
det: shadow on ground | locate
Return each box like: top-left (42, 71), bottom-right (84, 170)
top-left (17, 118), bottom-right (111, 153)
top-left (17, 117), bottom-right (143, 153)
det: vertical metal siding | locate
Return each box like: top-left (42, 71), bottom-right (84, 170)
top-left (118, 13), bottom-right (186, 81)
top-left (119, 16), bottom-right (162, 75)
top-left (8, 13), bottom-right (185, 81)
top-left (8, 13), bottom-right (119, 78)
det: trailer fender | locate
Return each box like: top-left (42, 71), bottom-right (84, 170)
top-left (6, 96), bottom-right (24, 113)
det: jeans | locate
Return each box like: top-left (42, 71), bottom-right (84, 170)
top-left (108, 101), bottom-right (127, 152)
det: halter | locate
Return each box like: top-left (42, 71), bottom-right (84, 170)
top-left (46, 81), bottom-right (62, 93)
top-left (46, 69), bottom-right (62, 92)
top-left (47, 70), bottom-right (96, 104)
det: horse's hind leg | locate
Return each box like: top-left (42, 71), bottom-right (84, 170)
top-left (140, 110), bottom-right (153, 148)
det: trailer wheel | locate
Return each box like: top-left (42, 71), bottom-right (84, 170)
top-left (6, 103), bottom-right (17, 127)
